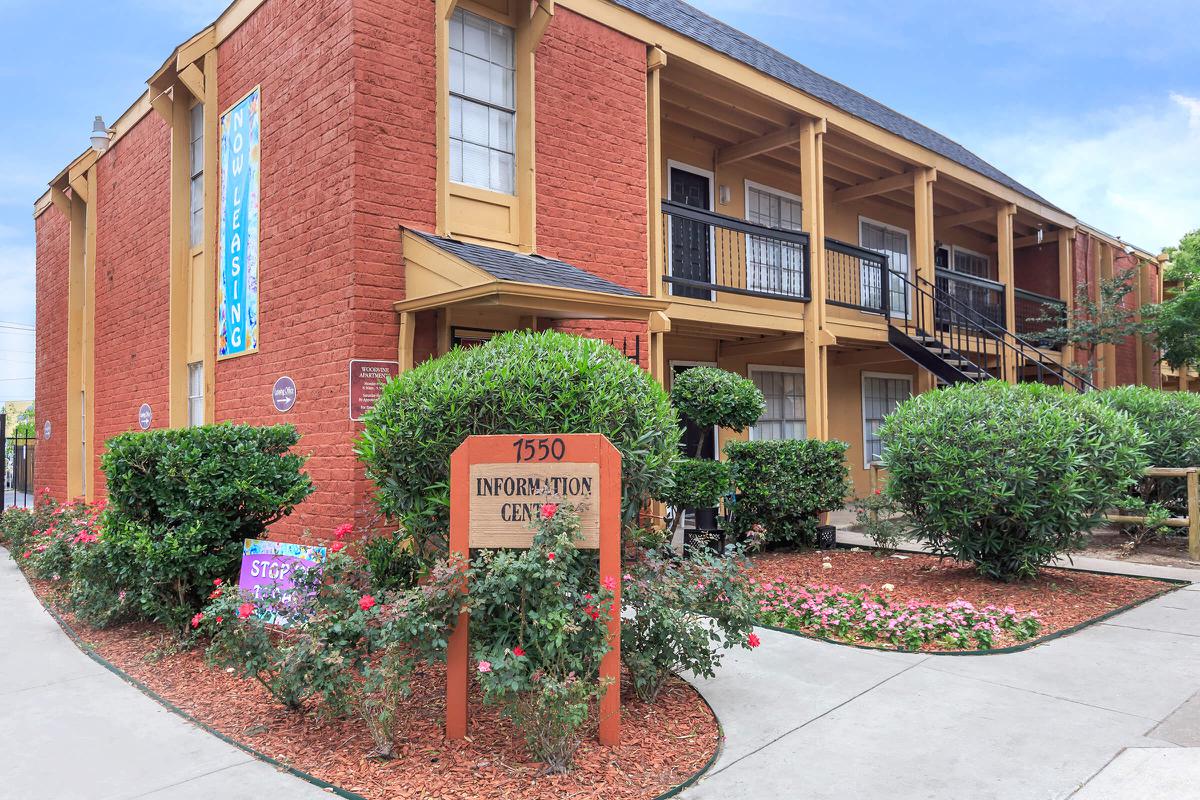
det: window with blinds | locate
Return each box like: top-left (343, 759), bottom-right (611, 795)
top-left (861, 374), bottom-right (912, 467)
top-left (952, 247), bottom-right (991, 279)
top-left (449, 9), bottom-right (515, 194)
top-left (189, 103), bottom-right (204, 248)
top-left (749, 368), bottom-right (806, 440)
top-left (746, 185), bottom-right (804, 296)
top-left (187, 361), bottom-right (204, 427)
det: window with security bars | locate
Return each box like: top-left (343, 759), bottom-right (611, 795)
top-left (860, 220), bottom-right (909, 315)
top-left (862, 374), bottom-right (912, 467)
top-left (449, 8), bottom-right (515, 194)
top-left (189, 103), bottom-right (204, 248)
top-left (749, 369), bottom-right (806, 440)
top-left (952, 248), bottom-right (991, 279)
top-left (746, 186), bottom-right (804, 296)
top-left (187, 361), bottom-right (205, 426)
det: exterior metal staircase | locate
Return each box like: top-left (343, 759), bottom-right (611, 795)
top-left (882, 267), bottom-right (1095, 392)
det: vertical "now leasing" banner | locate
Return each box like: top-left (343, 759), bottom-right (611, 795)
top-left (218, 86), bottom-right (261, 359)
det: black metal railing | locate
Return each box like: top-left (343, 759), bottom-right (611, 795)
top-left (3, 435), bottom-right (35, 510)
top-left (1014, 288), bottom-right (1066, 350)
top-left (886, 269), bottom-right (1094, 392)
top-left (661, 200), bottom-right (810, 302)
top-left (826, 238), bottom-right (890, 314)
top-left (935, 269), bottom-right (1005, 329)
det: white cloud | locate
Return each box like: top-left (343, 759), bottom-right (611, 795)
top-left (973, 92), bottom-right (1200, 253)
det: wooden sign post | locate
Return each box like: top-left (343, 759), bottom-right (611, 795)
top-left (446, 433), bottom-right (622, 746)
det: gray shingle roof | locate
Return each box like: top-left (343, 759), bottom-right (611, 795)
top-left (408, 230), bottom-right (644, 297)
top-left (614, 0), bottom-right (1060, 211)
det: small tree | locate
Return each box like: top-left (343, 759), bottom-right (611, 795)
top-left (1034, 265), bottom-right (1150, 379)
top-left (1148, 229), bottom-right (1200, 372)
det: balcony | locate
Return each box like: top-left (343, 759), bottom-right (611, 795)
top-left (1014, 288), bottom-right (1067, 350)
top-left (660, 200), bottom-right (810, 302)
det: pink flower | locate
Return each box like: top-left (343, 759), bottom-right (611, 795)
top-left (748, 633), bottom-right (761, 648)
top-left (602, 575), bottom-right (617, 591)
top-left (191, 613), bottom-right (204, 629)
top-left (216, 616), bottom-right (224, 624)
top-left (333, 523), bottom-right (353, 541)
top-left (359, 594), bottom-right (376, 611)
top-left (512, 646), bottom-right (525, 657)
top-left (546, 552), bottom-right (556, 562)
top-left (213, 578), bottom-right (223, 587)
top-left (477, 660), bottom-right (492, 673)
top-left (540, 503), bottom-right (558, 519)
top-left (331, 541), bottom-right (346, 553)
top-left (585, 605), bottom-right (600, 621)
top-left (237, 603), bottom-right (255, 619)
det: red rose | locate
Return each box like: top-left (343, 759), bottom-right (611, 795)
top-left (191, 613), bottom-right (204, 629)
top-left (215, 616), bottom-right (224, 623)
top-left (331, 541), bottom-right (346, 553)
top-left (359, 594), bottom-right (376, 611)
top-left (237, 603), bottom-right (255, 619)
top-left (585, 605), bottom-right (600, 621)
top-left (512, 646), bottom-right (525, 657)
top-left (209, 588), bottom-right (223, 600)
top-left (748, 633), bottom-right (761, 648)
top-left (333, 523), bottom-right (354, 541)
top-left (213, 578), bottom-right (223, 586)
top-left (540, 503), bottom-right (558, 519)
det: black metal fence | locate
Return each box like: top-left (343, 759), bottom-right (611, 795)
top-left (3, 434), bottom-right (35, 510)
top-left (825, 238), bottom-right (890, 314)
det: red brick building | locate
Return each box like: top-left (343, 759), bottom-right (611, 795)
top-left (34, 0), bottom-right (1167, 524)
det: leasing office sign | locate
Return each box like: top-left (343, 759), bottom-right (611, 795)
top-left (218, 86), bottom-right (262, 359)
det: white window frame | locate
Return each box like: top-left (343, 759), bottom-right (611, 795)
top-left (667, 160), bottom-right (717, 301)
top-left (748, 364), bottom-right (806, 442)
top-left (187, 361), bottom-right (205, 427)
top-left (950, 244), bottom-right (991, 279)
top-left (743, 180), bottom-right (805, 296)
top-left (448, 7), bottom-right (516, 195)
top-left (859, 215), bottom-right (912, 319)
top-left (188, 101), bottom-right (204, 250)
top-left (860, 371), bottom-right (913, 468)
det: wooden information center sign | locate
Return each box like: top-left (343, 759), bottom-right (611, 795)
top-left (447, 433), bottom-right (622, 746)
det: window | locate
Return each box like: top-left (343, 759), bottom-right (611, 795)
top-left (449, 8), bottom-right (515, 194)
top-left (187, 361), bottom-right (204, 426)
top-left (745, 184), bottom-right (805, 296)
top-left (860, 219), bottom-right (910, 316)
top-left (189, 102), bottom-right (204, 247)
top-left (749, 368), bottom-right (806, 440)
top-left (861, 373), bottom-right (912, 467)
top-left (952, 246), bottom-right (990, 279)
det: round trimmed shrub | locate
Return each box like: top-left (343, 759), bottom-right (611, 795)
top-left (880, 381), bottom-right (1147, 581)
top-left (659, 457), bottom-right (731, 510)
top-left (670, 367), bottom-right (765, 435)
top-left (356, 331), bottom-right (680, 555)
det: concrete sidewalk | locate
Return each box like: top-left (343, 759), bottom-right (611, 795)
top-left (682, 582), bottom-right (1200, 800)
top-left (0, 550), bottom-right (330, 800)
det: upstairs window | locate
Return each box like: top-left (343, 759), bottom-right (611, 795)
top-left (746, 184), bottom-right (805, 297)
top-left (449, 9), bottom-right (515, 194)
top-left (189, 102), bottom-right (204, 248)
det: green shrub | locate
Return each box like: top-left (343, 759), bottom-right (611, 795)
top-left (25, 500), bottom-right (103, 583)
top-left (0, 506), bottom-right (37, 553)
top-left (659, 457), bottom-right (731, 510)
top-left (670, 367), bottom-right (764, 440)
top-left (881, 381), bottom-right (1146, 581)
top-left (357, 331), bottom-right (679, 556)
top-left (850, 489), bottom-right (910, 554)
top-left (725, 439), bottom-right (851, 547)
top-left (102, 423), bottom-right (313, 541)
top-left (622, 544), bottom-right (759, 703)
top-left (467, 505), bottom-right (613, 773)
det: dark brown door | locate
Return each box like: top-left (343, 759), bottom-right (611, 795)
top-left (669, 168), bottom-right (712, 300)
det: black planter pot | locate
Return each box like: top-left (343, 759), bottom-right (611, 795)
top-left (692, 506), bottom-right (720, 531)
top-left (684, 527), bottom-right (725, 554)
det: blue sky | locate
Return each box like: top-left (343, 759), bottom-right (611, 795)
top-left (1, 0), bottom-right (1198, 402)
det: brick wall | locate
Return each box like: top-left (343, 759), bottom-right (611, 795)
top-left (215, 0), bottom-right (359, 539)
top-left (34, 209), bottom-right (70, 499)
top-left (535, 7), bottom-right (648, 295)
top-left (91, 114), bottom-right (172, 495)
top-left (1013, 243), bottom-right (1059, 299)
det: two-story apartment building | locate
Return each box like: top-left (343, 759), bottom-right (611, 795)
top-left (33, 0), bottom-right (1165, 531)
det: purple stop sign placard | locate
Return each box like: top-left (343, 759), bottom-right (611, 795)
top-left (238, 539), bottom-right (327, 622)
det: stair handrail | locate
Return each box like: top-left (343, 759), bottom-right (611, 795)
top-left (891, 269), bottom-right (1095, 392)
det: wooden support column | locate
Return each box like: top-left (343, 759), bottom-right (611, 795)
top-left (1099, 243), bottom-right (1116, 388)
top-left (647, 47), bottom-right (666, 299)
top-left (648, 311), bottom-right (669, 386)
top-left (168, 77), bottom-right (192, 427)
top-left (398, 312), bottom-right (415, 372)
top-left (912, 168), bottom-right (937, 393)
top-left (996, 204), bottom-right (1017, 383)
top-left (1058, 229), bottom-right (1076, 374)
top-left (799, 118), bottom-right (829, 440)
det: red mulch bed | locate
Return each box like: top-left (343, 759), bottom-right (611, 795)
top-left (750, 549), bottom-right (1177, 651)
top-left (26, 578), bottom-right (717, 800)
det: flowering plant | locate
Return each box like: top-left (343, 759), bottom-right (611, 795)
top-left (23, 498), bottom-right (105, 584)
top-left (466, 505), bottom-right (614, 773)
top-left (621, 542), bottom-right (760, 703)
top-left (200, 539), bottom-right (462, 757)
top-left (755, 580), bottom-right (1041, 651)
